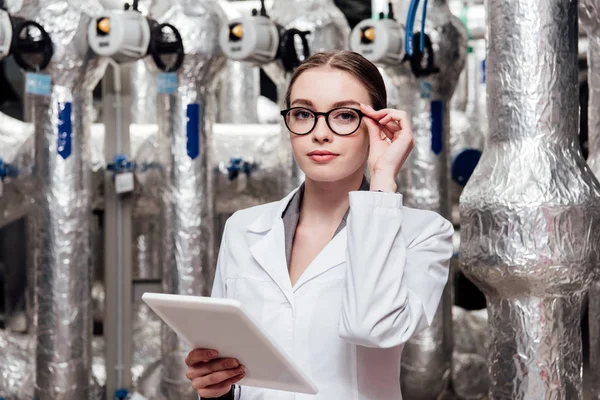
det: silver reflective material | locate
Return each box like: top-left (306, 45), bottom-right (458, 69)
top-left (131, 60), bottom-right (158, 125)
top-left (14, 1), bottom-right (108, 398)
top-left (452, 307), bottom-right (489, 400)
top-left (389, 1), bottom-right (467, 398)
top-left (218, 60), bottom-right (260, 124)
top-left (460, 0), bottom-right (600, 399)
top-left (450, 47), bottom-right (485, 225)
top-left (0, 330), bottom-right (34, 399)
top-left (270, 0), bottom-right (349, 55)
top-left (148, 1), bottom-right (227, 397)
top-left (266, 0), bottom-right (350, 91)
top-left (580, 2), bottom-right (600, 398)
top-left (130, 124), bottom-right (164, 280)
top-left (0, 112), bottom-right (34, 228)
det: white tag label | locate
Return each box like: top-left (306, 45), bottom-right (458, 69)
top-left (115, 172), bottom-right (134, 194)
top-left (129, 393), bottom-right (148, 400)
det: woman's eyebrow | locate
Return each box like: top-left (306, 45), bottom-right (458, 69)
top-left (290, 99), bottom-right (360, 108)
top-left (331, 100), bottom-right (360, 108)
top-left (290, 99), bottom-right (314, 107)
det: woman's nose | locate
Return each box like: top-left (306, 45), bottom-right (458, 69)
top-left (311, 116), bottom-right (333, 142)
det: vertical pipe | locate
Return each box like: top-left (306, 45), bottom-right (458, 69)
top-left (218, 60), bottom-right (260, 124)
top-left (149, 1), bottom-right (226, 398)
top-left (460, 1), bottom-right (600, 399)
top-left (389, 1), bottom-right (466, 398)
top-left (14, 2), bottom-right (108, 398)
top-left (30, 88), bottom-right (95, 399)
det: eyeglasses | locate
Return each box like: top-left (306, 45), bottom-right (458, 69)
top-left (280, 107), bottom-right (365, 136)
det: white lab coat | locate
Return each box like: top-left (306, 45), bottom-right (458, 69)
top-left (212, 187), bottom-right (454, 400)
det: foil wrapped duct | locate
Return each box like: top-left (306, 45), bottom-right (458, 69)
top-left (452, 306), bottom-right (489, 400)
top-left (387, 1), bottom-right (467, 398)
top-left (217, 60), bottom-right (260, 124)
top-left (265, 0), bottom-right (350, 91)
top-left (450, 47), bottom-right (485, 225)
top-left (130, 124), bottom-right (164, 280)
top-left (148, 1), bottom-right (227, 398)
top-left (0, 330), bottom-right (34, 399)
top-left (14, 1), bottom-right (109, 398)
top-left (0, 112), bottom-right (35, 228)
top-left (460, 0), bottom-right (600, 399)
top-left (130, 60), bottom-right (158, 125)
top-left (270, 0), bottom-right (349, 54)
top-left (580, 2), bottom-right (600, 399)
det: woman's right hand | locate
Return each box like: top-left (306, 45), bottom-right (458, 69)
top-left (185, 349), bottom-right (246, 398)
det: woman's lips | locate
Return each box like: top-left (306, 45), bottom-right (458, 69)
top-left (307, 151), bottom-right (339, 163)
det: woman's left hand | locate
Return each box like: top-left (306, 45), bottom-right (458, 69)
top-left (360, 104), bottom-right (415, 191)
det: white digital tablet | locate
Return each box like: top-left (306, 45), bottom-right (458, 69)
top-left (141, 292), bottom-right (318, 395)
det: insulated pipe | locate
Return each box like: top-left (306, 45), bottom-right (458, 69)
top-left (0, 112), bottom-right (34, 229)
top-left (218, 60), bottom-right (260, 124)
top-left (14, 0), bottom-right (108, 398)
top-left (449, 44), bottom-right (484, 225)
top-left (580, 2), bottom-right (600, 398)
top-left (460, 1), bottom-right (600, 398)
top-left (388, 1), bottom-right (467, 398)
top-left (148, 1), bottom-right (227, 398)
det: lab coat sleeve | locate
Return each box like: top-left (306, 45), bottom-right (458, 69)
top-left (210, 218), bottom-right (232, 299)
top-left (338, 191), bottom-right (454, 348)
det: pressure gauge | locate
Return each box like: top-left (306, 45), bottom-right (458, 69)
top-left (350, 18), bottom-right (404, 65)
top-left (219, 15), bottom-right (279, 65)
top-left (0, 9), bottom-right (11, 60)
top-left (88, 10), bottom-right (151, 63)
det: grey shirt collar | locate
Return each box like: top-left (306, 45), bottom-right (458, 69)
top-left (281, 176), bottom-right (370, 267)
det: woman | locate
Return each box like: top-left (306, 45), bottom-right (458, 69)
top-left (185, 50), bottom-right (454, 399)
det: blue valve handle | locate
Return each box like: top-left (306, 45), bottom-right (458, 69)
top-left (0, 159), bottom-right (18, 180)
top-left (115, 388), bottom-right (129, 400)
top-left (226, 157), bottom-right (257, 181)
top-left (106, 154), bottom-right (136, 174)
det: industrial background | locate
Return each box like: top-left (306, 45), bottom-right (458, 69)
top-left (0, 0), bottom-right (598, 399)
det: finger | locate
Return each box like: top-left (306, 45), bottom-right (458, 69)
top-left (186, 358), bottom-right (240, 380)
top-left (360, 103), bottom-right (390, 119)
top-left (192, 365), bottom-right (246, 391)
top-left (388, 129), bottom-right (415, 166)
top-left (185, 349), bottom-right (219, 366)
top-left (363, 116), bottom-right (385, 143)
top-left (380, 124), bottom-right (396, 141)
top-left (196, 370), bottom-right (246, 398)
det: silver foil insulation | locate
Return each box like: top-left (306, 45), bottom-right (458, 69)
top-left (388, 1), bottom-right (467, 398)
top-left (15, 0), bottom-right (108, 398)
top-left (0, 113), bottom-right (34, 228)
top-left (460, 1), bottom-right (600, 399)
top-left (148, 1), bottom-right (227, 398)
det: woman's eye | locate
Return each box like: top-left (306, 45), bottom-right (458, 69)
top-left (292, 110), bottom-right (312, 119)
top-left (333, 111), bottom-right (357, 122)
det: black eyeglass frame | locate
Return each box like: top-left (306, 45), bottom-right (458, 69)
top-left (279, 106), bottom-right (366, 136)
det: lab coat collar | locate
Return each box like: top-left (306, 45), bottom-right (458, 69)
top-left (244, 183), bottom-right (352, 302)
top-left (246, 186), bottom-right (300, 234)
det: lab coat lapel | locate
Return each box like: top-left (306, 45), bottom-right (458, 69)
top-left (293, 228), bottom-right (347, 291)
top-left (247, 190), bottom-right (297, 305)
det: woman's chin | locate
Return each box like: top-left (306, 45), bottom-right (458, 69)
top-left (301, 166), bottom-right (352, 183)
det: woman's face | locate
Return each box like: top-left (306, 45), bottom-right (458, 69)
top-left (286, 66), bottom-right (371, 183)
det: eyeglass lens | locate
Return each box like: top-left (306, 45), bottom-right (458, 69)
top-left (285, 108), bottom-right (361, 135)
